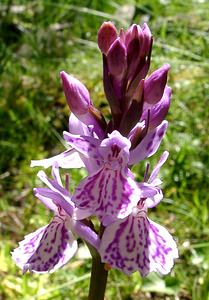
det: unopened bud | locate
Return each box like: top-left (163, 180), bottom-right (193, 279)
top-left (126, 25), bottom-right (143, 80)
top-left (125, 24), bottom-right (142, 47)
top-left (119, 80), bottom-right (144, 136)
top-left (144, 64), bottom-right (170, 104)
top-left (141, 23), bottom-right (152, 57)
top-left (107, 38), bottom-right (127, 77)
top-left (60, 71), bottom-right (91, 115)
top-left (119, 28), bottom-right (125, 43)
top-left (141, 86), bottom-right (171, 130)
top-left (98, 21), bottom-right (118, 55)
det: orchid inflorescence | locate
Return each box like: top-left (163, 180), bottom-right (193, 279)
top-left (12, 21), bottom-right (178, 278)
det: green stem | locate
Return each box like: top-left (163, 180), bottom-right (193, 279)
top-left (88, 255), bottom-right (108, 300)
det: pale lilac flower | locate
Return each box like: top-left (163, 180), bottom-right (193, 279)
top-left (71, 131), bottom-right (139, 225)
top-left (63, 130), bottom-right (161, 226)
top-left (12, 165), bottom-right (99, 273)
top-left (99, 208), bottom-right (178, 276)
top-left (99, 152), bottom-right (178, 276)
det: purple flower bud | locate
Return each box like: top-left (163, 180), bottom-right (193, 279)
top-left (125, 25), bottom-right (143, 81)
top-left (141, 23), bottom-right (152, 57)
top-left (107, 38), bottom-right (127, 77)
top-left (141, 86), bottom-right (172, 130)
top-left (144, 64), bottom-right (170, 104)
top-left (60, 71), bottom-right (92, 116)
top-left (125, 24), bottom-right (141, 46)
top-left (60, 71), bottom-right (106, 137)
top-left (98, 21), bottom-right (118, 55)
top-left (119, 28), bottom-right (125, 43)
top-left (119, 80), bottom-right (144, 136)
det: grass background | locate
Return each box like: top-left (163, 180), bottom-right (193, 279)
top-left (0, 0), bottom-right (209, 299)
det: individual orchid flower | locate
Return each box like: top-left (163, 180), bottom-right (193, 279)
top-left (99, 152), bottom-right (178, 276)
top-left (68, 130), bottom-right (140, 226)
top-left (63, 130), bottom-right (161, 226)
top-left (12, 164), bottom-right (99, 273)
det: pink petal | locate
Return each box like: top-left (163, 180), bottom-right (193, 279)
top-left (149, 151), bottom-right (169, 184)
top-left (141, 86), bottom-right (171, 130)
top-left (147, 218), bottom-right (178, 275)
top-left (138, 182), bottom-right (161, 199)
top-left (145, 187), bottom-right (163, 208)
top-left (37, 170), bottom-right (72, 200)
top-left (129, 120), bottom-right (168, 165)
top-left (68, 113), bottom-right (92, 136)
top-left (63, 131), bottom-right (101, 160)
top-left (100, 212), bottom-right (178, 276)
top-left (12, 216), bottom-right (77, 274)
top-left (34, 167), bottom-right (75, 217)
top-left (72, 219), bottom-right (100, 250)
top-left (99, 131), bottom-right (131, 167)
top-left (33, 187), bottom-right (59, 212)
top-left (138, 183), bottom-right (163, 209)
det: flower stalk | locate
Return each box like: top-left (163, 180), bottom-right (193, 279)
top-left (88, 254), bottom-right (108, 300)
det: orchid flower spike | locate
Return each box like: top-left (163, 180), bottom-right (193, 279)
top-left (13, 20), bottom-right (177, 286)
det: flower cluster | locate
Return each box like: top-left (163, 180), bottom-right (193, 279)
top-left (12, 22), bottom-right (178, 277)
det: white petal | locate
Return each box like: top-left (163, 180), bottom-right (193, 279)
top-left (31, 149), bottom-right (85, 169)
top-left (12, 216), bottom-right (77, 274)
top-left (99, 213), bottom-right (178, 276)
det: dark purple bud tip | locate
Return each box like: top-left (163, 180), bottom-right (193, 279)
top-left (141, 23), bottom-right (153, 57)
top-left (125, 24), bottom-right (142, 47)
top-left (107, 38), bottom-right (127, 77)
top-left (144, 64), bottom-right (170, 105)
top-left (98, 22), bottom-right (118, 55)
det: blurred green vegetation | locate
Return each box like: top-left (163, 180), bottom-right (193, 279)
top-left (0, 0), bottom-right (209, 299)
